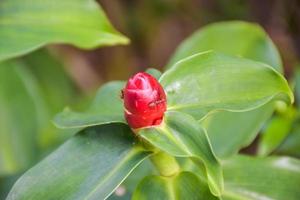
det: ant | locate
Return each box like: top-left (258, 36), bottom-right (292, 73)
top-left (120, 89), bottom-right (165, 108)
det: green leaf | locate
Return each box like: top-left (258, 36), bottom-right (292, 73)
top-left (54, 81), bottom-right (125, 129)
top-left (167, 21), bottom-right (282, 72)
top-left (258, 107), bottom-right (297, 156)
top-left (7, 124), bottom-right (151, 200)
top-left (139, 111), bottom-right (223, 196)
top-left (222, 155), bottom-right (300, 200)
top-left (166, 21), bottom-right (284, 158)
top-left (275, 119), bottom-right (300, 158)
top-left (182, 155), bottom-right (300, 199)
top-left (161, 51), bottom-right (293, 120)
top-left (201, 103), bottom-right (274, 158)
top-left (132, 171), bottom-right (218, 200)
top-left (0, 61), bottom-right (39, 175)
top-left (0, 0), bottom-right (129, 62)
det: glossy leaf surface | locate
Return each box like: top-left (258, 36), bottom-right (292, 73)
top-left (201, 103), bottom-right (274, 158)
top-left (165, 21), bottom-right (284, 158)
top-left (54, 81), bottom-right (125, 129)
top-left (0, 0), bottom-right (129, 62)
top-left (132, 171), bottom-right (218, 200)
top-left (223, 155), bottom-right (300, 200)
top-left (161, 51), bottom-right (293, 120)
top-left (182, 155), bottom-right (300, 200)
top-left (139, 111), bottom-right (223, 196)
top-left (7, 124), bottom-right (151, 200)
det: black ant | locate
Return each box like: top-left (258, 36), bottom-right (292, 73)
top-left (120, 89), bottom-right (124, 99)
top-left (148, 99), bottom-right (165, 108)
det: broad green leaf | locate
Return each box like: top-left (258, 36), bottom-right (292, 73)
top-left (161, 51), bottom-right (293, 121)
top-left (139, 111), bottom-right (223, 196)
top-left (54, 81), bottom-right (125, 129)
top-left (132, 171), bottom-right (218, 200)
top-left (201, 103), bottom-right (274, 158)
top-left (257, 107), bottom-right (296, 156)
top-left (222, 155), bottom-right (300, 200)
top-left (0, 0), bottom-right (129, 62)
top-left (167, 21), bottom-right (282, 72)
top-left (182, 155), bottom-right (300, 200)
top-left (0, 61), bottom-right (39, 175)
top-left (7, 124), bottom-right (151, 200)
top-left (166, 21), bottom-right (284, 158)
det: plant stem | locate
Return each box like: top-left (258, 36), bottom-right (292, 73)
top-left (150, 151), bottom-right (180, 177)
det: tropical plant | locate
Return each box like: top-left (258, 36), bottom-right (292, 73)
top-left (1, 1), bottom-right (300, 199)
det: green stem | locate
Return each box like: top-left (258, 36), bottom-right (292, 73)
top-left (150, 151), bottom-right (180, 177)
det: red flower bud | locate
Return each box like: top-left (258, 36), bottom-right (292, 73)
top-left (122, 72), bottom-right (167, 129)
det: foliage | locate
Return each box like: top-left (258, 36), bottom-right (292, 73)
top-left (0, 1), bottom-right (299, 199)
top-left (166, 21), bottom-right (284, 158)
top-left (0, 0), bottom-right (129, 197)
top-left (0, 0), bottom-right (129, 62)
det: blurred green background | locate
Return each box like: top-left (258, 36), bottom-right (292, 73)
top-left (1, 0), bottom-right (300, 199)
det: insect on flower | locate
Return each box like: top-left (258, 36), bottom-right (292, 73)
top-left (122, 72), bottom-right (167, 129)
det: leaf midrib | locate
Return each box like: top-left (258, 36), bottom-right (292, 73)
top-left (84, 147), bottom-right (150, 200)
